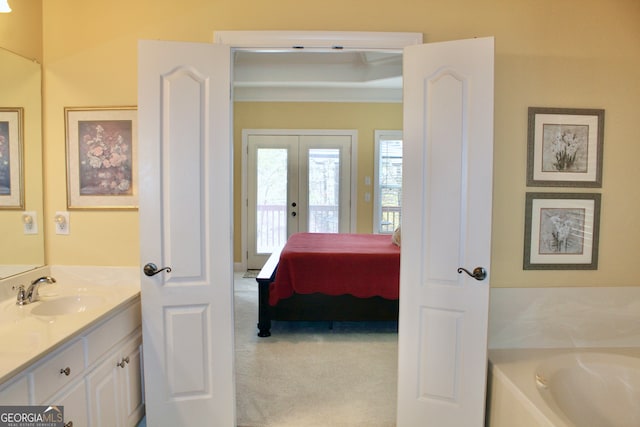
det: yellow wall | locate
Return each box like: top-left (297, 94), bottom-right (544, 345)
top-left (0, 0), bottom-right (42, 62)
top-left (22, 0), bottom-right (640, 287)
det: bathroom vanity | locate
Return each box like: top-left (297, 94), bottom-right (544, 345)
top-left (0, 267), bottom-right (143, 427)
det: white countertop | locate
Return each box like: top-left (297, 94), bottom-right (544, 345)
top-left (0, 280), bottom-right (140, 384)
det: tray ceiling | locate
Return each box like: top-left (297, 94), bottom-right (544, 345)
top-left (232, 50), bottom-right (403, 103)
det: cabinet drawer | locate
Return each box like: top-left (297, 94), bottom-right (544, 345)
top-left (85, 300), bottom-right (141, 366)
top-left (32, 339), bottom-right (85, 403)
top-left (0, 374), bottom-right (29, 405)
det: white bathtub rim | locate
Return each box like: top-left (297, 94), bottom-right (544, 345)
top-left (489, 357), bottom-right (566, 427)
top-left (488, 347), bottom-right (640, 427)
top-left (536, 352), bottom-right (640, 427)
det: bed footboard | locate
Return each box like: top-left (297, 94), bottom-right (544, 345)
top-left (255, 245), bottom-right (282, 337)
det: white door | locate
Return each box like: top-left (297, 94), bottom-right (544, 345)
top-left (397, 37), bottom-right (494, 426)
top-left (246, 132), bottom-right (352, 269)
top-left (138, 40), bottom-right (235, 426)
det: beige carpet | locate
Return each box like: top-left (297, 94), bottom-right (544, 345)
top-left (234, 274), bottom-right (398, 427)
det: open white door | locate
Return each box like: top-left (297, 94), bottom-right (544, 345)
top-left (397, 37), bottom-right (494, 426)
top-left (138, 40), bottom-right (235, 426)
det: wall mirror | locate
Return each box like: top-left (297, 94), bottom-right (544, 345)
top-left (0, 47), bottom-right (45, 278)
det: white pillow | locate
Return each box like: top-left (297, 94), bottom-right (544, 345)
top-left (391, 226), bottom-right (401, 247)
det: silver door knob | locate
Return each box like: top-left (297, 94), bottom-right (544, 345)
top-left (457, 267), bottom-right (487, 281)
top-left (144, 263), bottom-right (172, 277)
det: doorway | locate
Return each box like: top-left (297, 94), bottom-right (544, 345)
top-left (234, 51), bottom-right (395, 425)
top-left (138, 34), bottom-right (494, 426)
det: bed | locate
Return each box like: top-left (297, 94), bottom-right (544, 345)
top-left (255, 232), bottom-right (400, 337)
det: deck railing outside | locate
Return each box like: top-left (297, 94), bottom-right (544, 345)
top-left (256, 204), bottom-right (401, 253)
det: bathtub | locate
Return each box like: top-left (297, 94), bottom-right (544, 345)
top-left (487, 348), bottom-right (640, 427)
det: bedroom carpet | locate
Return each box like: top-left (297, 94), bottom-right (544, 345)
top-left (234, 274), bottom-right (398, 427)
top-left (242, 269), bottom-right (261, 279)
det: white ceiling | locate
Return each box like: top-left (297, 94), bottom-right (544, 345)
top-left (232, 50), bottom-right (403, 103)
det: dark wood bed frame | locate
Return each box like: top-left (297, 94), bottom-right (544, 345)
top-left (255, 245), bottom-right (399, 337)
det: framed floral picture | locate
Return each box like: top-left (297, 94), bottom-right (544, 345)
top-left (0, 108), bottom-right (24, 209)
top-left (523, 192), bottom-right (601, 270)
top-left (65, 107), bottom-right (137, 209)
top-left (526, 107), bottom-right (604, 187)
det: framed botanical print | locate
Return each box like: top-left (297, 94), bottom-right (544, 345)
top-left (65, 106), bottom-right (137, 209)
top-left (523, 192), bottom-right (601, 270)
top-left (0, 108), bottom-right (24, 209)
top-left (527, 107), bottom-right (604, 187)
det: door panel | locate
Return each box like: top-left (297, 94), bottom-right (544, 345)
top-left (247, 132), bottom-right (352, 269)
top-left (397, 37), bottom-right (494, 426)
top-left (138, 40), bottom-right (235, 426)
top-left (247, 135), bottom-right (298, 268)
top-left (299, 135), bottom-right (352, 235)
top-left (255, 147), bottom-right (294, 251)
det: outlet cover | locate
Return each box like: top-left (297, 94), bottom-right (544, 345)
top-left (23, 211), bottom-right (38, 234)
top-left (55, 211), bottom-right (70, 235)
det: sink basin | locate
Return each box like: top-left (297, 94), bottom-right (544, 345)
top-left (30, 295), bottom-right (107, 316)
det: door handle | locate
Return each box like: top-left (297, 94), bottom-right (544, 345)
top-left (291, 211), bottom-right (297, 217)
top-left (457, 266), bottom-right (487, 281)
top-left (144, 263), bottom-right (172, 277)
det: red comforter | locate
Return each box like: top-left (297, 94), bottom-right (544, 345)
top-left (269, 232), bottom-right (400, 305)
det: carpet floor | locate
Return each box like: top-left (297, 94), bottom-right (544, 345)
top-left (234, 274), bottom-right (398, 427)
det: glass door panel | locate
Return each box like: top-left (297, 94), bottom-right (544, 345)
top-left (307, 148), bottom-right (340, 233)
top-left (247, 135), bottom-right (298, 269)
top-left (256, 148), bottom-right (288, 253)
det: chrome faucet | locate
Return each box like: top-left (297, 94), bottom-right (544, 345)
top-left (16, 276), bottom-right (56, 305)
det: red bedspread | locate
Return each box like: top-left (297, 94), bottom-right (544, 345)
top-left (269, 232), bottom-right (400, 305)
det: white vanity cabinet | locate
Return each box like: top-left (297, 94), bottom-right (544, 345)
top-left (0, 297), bottom-right (143, 427)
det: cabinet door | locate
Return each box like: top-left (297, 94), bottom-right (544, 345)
top-left (119, 336), bottom-right (144, 426)
top-left (0, 374), bottom-right (30, 404)
top-left (53, 379), bottom-right (88, 427)
top-left (87, 354), bottom-right (121, 427)
top-left (87, 333), bottom-right (144, 427)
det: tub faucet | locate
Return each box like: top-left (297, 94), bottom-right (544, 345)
top-left (16, 276), bottom-right (56, 305)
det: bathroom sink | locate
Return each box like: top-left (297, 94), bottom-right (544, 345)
top-left (30, 295), bottom-right (107, 316)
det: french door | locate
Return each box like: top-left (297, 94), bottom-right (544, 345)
top-left (246, 131), bottom-right (353, 269)
top-left (139, 32), bottom-right (493, 427)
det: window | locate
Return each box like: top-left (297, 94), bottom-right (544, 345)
top-left (373, 130), bottom-right (402, 234)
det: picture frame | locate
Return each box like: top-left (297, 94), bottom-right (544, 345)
top-left (65, 107), bottom-right (138, 209)
top-left (0, 108), bottom-right (24, 209)
top-left (523, 192), bottom-right (601, 270)
top-left (527, 107), bottom-right (604, 187)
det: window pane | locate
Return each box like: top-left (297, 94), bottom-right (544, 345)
top-left (308, 148), bottom-right (340, 233)
top-left (378, 138), bottom-right (402, 233)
